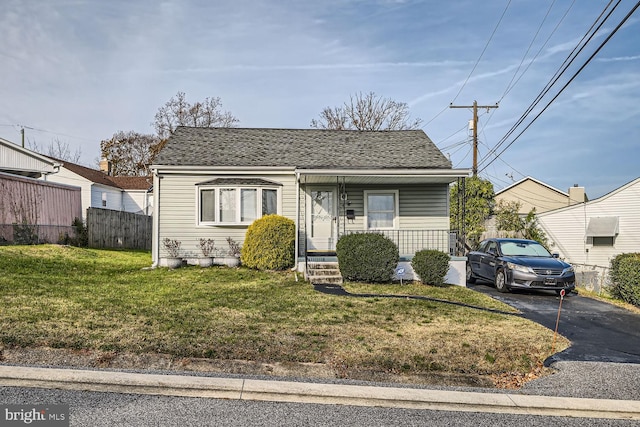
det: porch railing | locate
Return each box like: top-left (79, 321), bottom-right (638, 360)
top-left (341, 229), bottom-right (455, 256)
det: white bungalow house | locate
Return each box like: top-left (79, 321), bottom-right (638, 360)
top-left (150, 127), bottom-right (470, 284)
top-left (537, 177), bottom-right (640, 290)
top-left (44, 158), bottom-right (153, 219)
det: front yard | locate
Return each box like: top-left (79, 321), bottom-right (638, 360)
top-left (0, 245), bottom-right (568, 387)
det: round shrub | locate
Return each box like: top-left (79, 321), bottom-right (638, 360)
top-left (241, 214), bottom-right (295, 271)
top-left (609, 253), bottom-right (640, 307)
top-left (411, 249), bottom-right (450, 286)
top-left (336, 233), bottom-right (399, 283)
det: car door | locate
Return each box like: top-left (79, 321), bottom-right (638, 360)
top-left (479, 240), bottom-right (499, 280)
top-left (467, 240), bottom-right (487, 279)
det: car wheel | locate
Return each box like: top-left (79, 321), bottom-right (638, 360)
top-left (495, 269), bottom-right (509, 293)
top-left (466, 264), bottom-right (476, 284)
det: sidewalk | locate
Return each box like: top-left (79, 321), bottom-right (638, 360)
top-left (1, 365), bottom-right (639, 420)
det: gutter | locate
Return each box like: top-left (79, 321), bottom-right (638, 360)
top-left (291, 171), bottom-right (301, 275)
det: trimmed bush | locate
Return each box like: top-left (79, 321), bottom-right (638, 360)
top-left (241, 215), bottom-right (295, 271)
top-left (336, 233), bottom-right (399, 283)
top-left (609, 253), bottom-right (640, 307)
top-left (412, 249), bottom-right (450, 286)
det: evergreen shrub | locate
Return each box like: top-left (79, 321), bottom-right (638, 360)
top-left (241, 215), bottom-right (295, 271)
top-left (609, 253), bottom-right (640, 307)
top-left (411, 249), bottom-right (450, 286)
top-left (336, 233), bottom-right (399, 283)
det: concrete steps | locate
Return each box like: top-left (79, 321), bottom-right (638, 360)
top-left (306, 261), bottom-right (343, 285)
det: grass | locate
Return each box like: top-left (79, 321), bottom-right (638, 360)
top-left (0, 245), bottom-right (569, 385)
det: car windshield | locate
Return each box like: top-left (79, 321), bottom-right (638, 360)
top-left (499, 241), bottom-right (551, 257)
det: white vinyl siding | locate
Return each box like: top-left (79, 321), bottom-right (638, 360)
top-left (91, 184), bottom-right (122, 212)
top-left (538, 178), bottom-right (640, 268)
top-left (157, 173), bottom-right (295, 258)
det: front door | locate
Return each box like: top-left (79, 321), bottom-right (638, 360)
top-left (307, 188), bottom-right (337, 251)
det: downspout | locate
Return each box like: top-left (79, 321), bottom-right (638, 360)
top-left (291, 171), bottom-right (300, 274)
top-left (151, 169), bottom-right (160, 268)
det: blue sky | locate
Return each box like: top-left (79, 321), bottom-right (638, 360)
top-left (1, 0), bottom-right (638, 198)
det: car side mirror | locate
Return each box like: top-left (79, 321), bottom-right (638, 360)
top-left (488, 248), bottom-right (498, 256)
top-left (552, 253), bottom-right (559, 258)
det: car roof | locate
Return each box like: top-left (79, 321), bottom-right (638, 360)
top-left (488, 238), bottom-right (539, 244)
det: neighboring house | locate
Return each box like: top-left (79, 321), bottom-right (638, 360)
top-left (0, 137), bottom-right (81, 243)
top-left (44, 158), bottom-right (153, 218)
top-left (151, 127), bottom-right (470, 283)
top-left (0, 137), bottom-right (61, 178)
top-left (537, 177), bottom-right (640, 276)
top-left (495, 176), bottom-right (587, 214)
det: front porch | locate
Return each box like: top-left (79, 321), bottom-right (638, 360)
top-left (299, 230), bottom-right (466, 286)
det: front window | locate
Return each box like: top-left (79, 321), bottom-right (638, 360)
top-left (198, 186), bottom-right (280, 225)
top-left (364, 190), bottom-right (398, 230)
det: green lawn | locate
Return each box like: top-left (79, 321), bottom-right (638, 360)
top-left (0, 245), bottom-right (568, 385)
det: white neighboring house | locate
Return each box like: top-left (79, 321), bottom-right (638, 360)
top-left (537, 177), bottom-right (640, 272)
top-left (44, 158), bottom-right (153, 219)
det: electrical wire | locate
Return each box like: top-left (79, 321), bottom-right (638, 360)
top-left (478, 0), bottom-right (626, 171)
top-left (480, 0), bottom-right (619, 169)
top-left (480, 0), bottom-right (638, 172)
top-left (451, 0), bottom-right (513, 104)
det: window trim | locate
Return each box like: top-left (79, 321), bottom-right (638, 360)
top-left (196, 185), bottom-right (281, 226)
top-left (363, 190), bottom-right (399, 230)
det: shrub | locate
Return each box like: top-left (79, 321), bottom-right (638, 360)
top-left (241, 215), bottom-right (295, 270)
top-left (412, 249), bottom-right (450, 286)
top-left (71, 217), bottom-right (88, 247)
top-left (609, 253), bottom-right (640, 307)
top-left (336, 233), bottom-right (399, 283)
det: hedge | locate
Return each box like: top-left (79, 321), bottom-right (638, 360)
top-left (609, 253), bottom-right (640, 307)
top-left (336, 233), bottom-right (399, 283)
top-left (411, 249), bottom-right (450, 286)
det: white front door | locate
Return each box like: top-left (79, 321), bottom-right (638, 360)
top-left (307, 188), bottom-right (337, 251)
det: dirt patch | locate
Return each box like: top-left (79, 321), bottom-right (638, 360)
top-left (0, 346), bottom-right (504, 388)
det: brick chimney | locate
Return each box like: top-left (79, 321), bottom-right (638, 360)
top-left (99, 158), bottom-right (112, 176)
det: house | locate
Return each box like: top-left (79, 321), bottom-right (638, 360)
top-left (150, 127), bottom-right (470, 283)
top-left (44, 158), bottom-right (153, 218)
top-left (537, 177), bottom-right (640, 289)
top-left (494, 176), bottom-right (586, 214)
top-left (0, 137), bottom-right (61, 178)
top-left (0, 137), bottom-right (81, 243)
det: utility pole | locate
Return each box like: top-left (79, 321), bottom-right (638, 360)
top-left (449, 101), bottom-right (498, 176)
top-left (21, 127), bottom-right (25, 148)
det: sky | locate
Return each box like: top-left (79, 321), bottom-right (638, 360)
top-left (1, 0), bottom-right (639, 199)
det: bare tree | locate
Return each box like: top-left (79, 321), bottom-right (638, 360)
top-left (28, 138), bottom-right (82, 163)
top-left (311, 92), bottom-right (423, 131)
top-left (100, 131), bottom-right (162, 176)
top-left (153, 91), bottom-right (239, 140)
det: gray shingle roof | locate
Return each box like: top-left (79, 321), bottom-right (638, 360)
top-left (155, 127), bottom-right (452, 169)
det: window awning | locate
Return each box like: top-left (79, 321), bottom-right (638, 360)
top-left (586, 217), bottom-right (619, 237)
top-left (196, 178), bottom-right (282, 186)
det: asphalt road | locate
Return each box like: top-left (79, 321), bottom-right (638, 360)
top-left (467, 281), bottom-right (640, 364)
top-left (1, 386), bottom-right (638, 427)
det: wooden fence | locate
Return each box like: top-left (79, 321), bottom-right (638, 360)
top-left (87, 208), bottom-right (152, 250)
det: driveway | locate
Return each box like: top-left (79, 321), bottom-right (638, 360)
top-left (467, 281), bottom-right (640, 365)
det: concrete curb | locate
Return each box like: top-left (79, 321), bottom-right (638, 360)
top-left (1, 366), bottom-right (639, 420)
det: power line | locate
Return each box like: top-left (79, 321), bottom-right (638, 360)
top-left (478, 0), bottom-right (629, 172)
top-left (480, 0), bottom-right (638, 172)
top-left (451, 0), bottom-right (513, 104)
top-left (499, 0), bottom-right (577, 102)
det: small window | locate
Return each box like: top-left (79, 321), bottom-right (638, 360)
top-left (262, 189), bottom-right (278, 216)
top-left (364, 190), bottom-right (398, 230)
top-left (101, 192), bottom-right (107, 207)
top-left (592, 236), bottom-right (614, 246)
